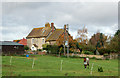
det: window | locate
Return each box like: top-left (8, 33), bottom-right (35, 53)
top-left (42, 30), bottom-right (46, 33)
top-left (32, 47), bottom-right (34, 49)
top-left (32, 38), bottom-right (34, 44)
top-left (42, 39), bottom-right (44, 43)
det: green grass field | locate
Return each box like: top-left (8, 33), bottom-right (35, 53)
top-left (2, 55), bottom-right (118, 76)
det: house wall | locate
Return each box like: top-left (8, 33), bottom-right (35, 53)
top-left (31, 45), bottom-right (37, 51)
top-left (46, 41), bottom-right (56, 45)
top-left (27, 38), bottom-right (32, 49)
top-left (27, 37), bottom-right (46, 50)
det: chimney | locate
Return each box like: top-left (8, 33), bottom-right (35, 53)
top-left (45, 22), bottom-right (50, 27)
top-left (51, 22), bottom-right (54, 32)
top-left (64, 24), bottom-right (66, 32)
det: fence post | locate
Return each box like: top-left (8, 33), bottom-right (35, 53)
top-left (32, 58), bottom-right (35, 69)
top-left (60, 60), bottom-right (63, 71)
top-left (90, 63), bottom-right (94, 75)
top-left (10, 56), bottom-right (12, 66)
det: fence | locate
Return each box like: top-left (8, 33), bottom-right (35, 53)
top-left (2, 55), bottom-right (118, 76)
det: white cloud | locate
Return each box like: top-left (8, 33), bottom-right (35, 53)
top-left (2, 25), bottom-right (32, 41)
top-left (1, 2), bottom-right (118, 41)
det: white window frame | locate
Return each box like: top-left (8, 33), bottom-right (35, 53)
top-left (32, 38), bottom-right (34, 44)
top-left (42, 38), bottom-right (44, 43)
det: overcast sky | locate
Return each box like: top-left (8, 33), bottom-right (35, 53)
top-left (1, 0), bottom-right (119, 41)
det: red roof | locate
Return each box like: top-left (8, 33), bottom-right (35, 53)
top-left (18, 38), bottom-right (27, 46)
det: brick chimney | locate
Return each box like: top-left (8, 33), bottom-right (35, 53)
top-left (64, 24), bottom-right (66, 31)
top-left (45, 22), bottom-right (50, 27)
top-left (51, 22), bottom-right (54, 32)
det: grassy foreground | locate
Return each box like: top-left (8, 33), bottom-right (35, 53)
top-left (2, 55), bottom-right (118, 76)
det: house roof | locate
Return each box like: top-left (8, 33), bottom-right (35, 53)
top-left (13, 40), bottom-right (20, 43)
top-left (18, 38), bottom-right (27, 45)
top-left (0, 41), bottom-right (23, 46)
top-left (46, 29), bottom-right (64, 41)
top-left (26, 27), bottom-right (52, 38)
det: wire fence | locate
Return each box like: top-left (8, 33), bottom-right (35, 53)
top-left (2, 56), bottom-right (118, 76)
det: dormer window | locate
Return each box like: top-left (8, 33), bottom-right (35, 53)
top-left (42, 30), bottom-right (46, 33)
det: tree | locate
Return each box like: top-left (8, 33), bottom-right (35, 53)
top-left (76, 26), bottom-right (88, 44)
top-left (79, 43), bottom-right (96, 52)
top-left (106, 30), bottom-right (120, 52)
top-left (114, 30), bottom-right (120, 36)
top-left (24, 46), bottom-right (29, 50)
top-left (89, 32), bottom-right (107, 49)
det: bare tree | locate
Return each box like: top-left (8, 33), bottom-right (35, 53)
top-left (76, 26), bottom-right (88, 44)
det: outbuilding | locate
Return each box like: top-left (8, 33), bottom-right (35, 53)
top-left (0, 41), bottom-right (24, 55)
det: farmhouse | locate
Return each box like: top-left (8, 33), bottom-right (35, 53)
top-left (26, 22), bottom-right (73, 50)
top-left (0, 41), bottom-right (24, 55)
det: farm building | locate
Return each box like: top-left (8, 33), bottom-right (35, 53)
top-left (26, 22), bottom-right (73, 50)
top-left (13, 38), bottom-right (27, 46)
top-left (0, 41), bottom-right (24, 55)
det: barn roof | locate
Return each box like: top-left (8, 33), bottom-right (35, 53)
top-left (13, 40), bottom-right (20, 43)
top-left (18, 38), bottom-right (27, 45)
top-left (0, 41), bottom-right (23, 46)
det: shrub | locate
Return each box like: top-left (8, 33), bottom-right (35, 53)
top-left (79, 44), bottom-right (96, 52)
top-left (105, 58), bottom-right (109, 60)
top-left (45, 45), bottom-right (59, 54)
top-left (24, 46), bottom-right (29, 50)
top-left (59, 47), bottom-right (64, 54)
top-left (37, 49), bottom-right (42, 51)
top-left (70, 55), bottom-right (80, 58)
top-left (91, 57), bottom-right (96, 59)
top-left (98, 67), bottom-right (103, 72)
top-left (20, 55), bottom-right (26, 57)
top-left (2, 54), bottom-right (5, 56)
top-left (69, 48), bottom-right (74, 53)
top-left (96, 58), bottom-right (102, 60)
top-left (104, 53), bottom-right (109, 56)
top-left (42, 44), bottom-right (49, 50)
top-left (84, 51), bottom-right (94, 55)
top-left (98, 48), bottom-right (110, 55)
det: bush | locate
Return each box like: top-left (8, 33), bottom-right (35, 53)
top-left (96, 58), bottom-right (102, 60)
top-left (69, 48), bottom-right (74, 53)
top-left (59, 47), bottom-right (64, 54)
top-left (20, 55), bottom-right (26, 57)
top-left (24, 46), bottom-right (29, 50)
top-left (91, 57), bottom-right (96, 59)
top-left (37, 49), bottom-right (42, 51)
top-left (45, 45), bottom-right (59, 54)
top-left (104, 53), bottom-right (109, 56)
top-left (105, 58), bottom-right (109, 60)
top-left (98, 48), bottom-right (110, 55)
top-left (70, 55), bottom-right (80, 58)
top-left (98, 67), bottom-right (103, 72)
top-left (84, 51), bottom-right (94, 55)
top-left (79, 44), bottom-right (96, 52)
top-left (51, 45), bottom-right (59, 54)
top-left (2, 54), bottom-right (5, 56)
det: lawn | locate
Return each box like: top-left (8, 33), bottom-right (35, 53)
top-left (2, 55), bottom-right (118, 76)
